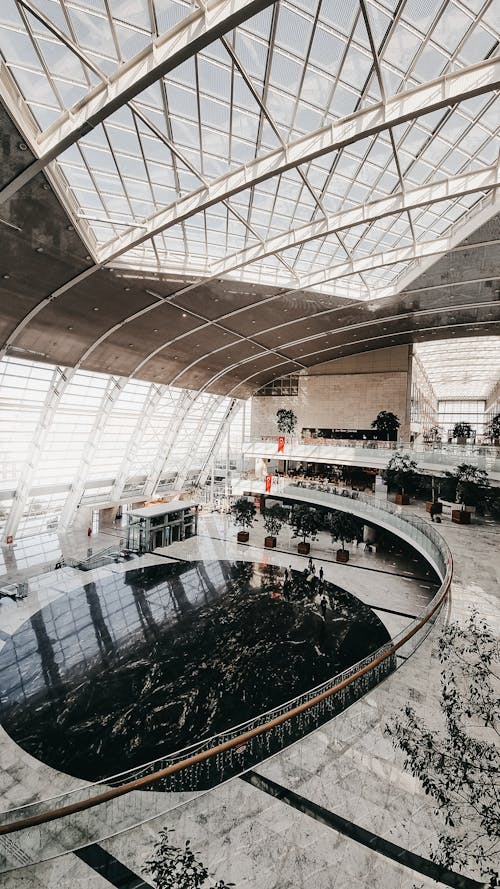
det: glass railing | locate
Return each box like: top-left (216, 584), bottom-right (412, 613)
top-left (0, 490), bottom-right (452, 871)
top-left (243, 437), bottom-right (500, 474)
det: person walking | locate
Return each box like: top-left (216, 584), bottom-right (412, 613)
top-left (320, 595), bottom-right (327, 620)
top-left (319, 566), bottom-right (324, 583)
top-left (87, 526), bottom-right (92, 538)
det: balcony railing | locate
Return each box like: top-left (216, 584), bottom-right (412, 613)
top-left (0, 490), bottom-right (451, 871)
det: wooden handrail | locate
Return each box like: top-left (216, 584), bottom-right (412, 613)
top-left (0, 557), bottom-right (452, 836)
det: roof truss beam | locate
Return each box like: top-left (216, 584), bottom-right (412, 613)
top-left (207, 166), bottom-right (500, 279)
top-left (93, 58), bottom-right (500, 264)
top-left (0, 0), bottom-right (277, 203)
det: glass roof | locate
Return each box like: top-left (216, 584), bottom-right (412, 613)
top-left (0, 0), bottom-right (499, 298)
top-left (414, 336), bottom-right (500, 399)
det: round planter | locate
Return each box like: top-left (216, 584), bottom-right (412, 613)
top-left (395, 493), bottom-right (410, 506)
top-left (297, 541), bottom-right (310, 555)
top-left (452, 509), bottom-right (471, 525)
top-left (336, 549), bottom-right (349, 563)
top-left (237, 530), bottom-right (250, 542)
top-left (264, 536), bottom-right (277, 549)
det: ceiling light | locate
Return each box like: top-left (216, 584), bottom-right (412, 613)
top-left (35, 246), bottom-right (43, 253)
top-left (182, 313), bottom-right (187, 317)
top-left (124, 286), bottom-right (131, 292)
top-left (153, 328), bottom-right (159, 333)
top-left (2, 274), bottom-right (10, 279)
top-left (128, 343), bottom-right (134, 347)
top-left (67, 326), bottom-right (73, 331)
top-left (93, 307), bottom-right (99, 311)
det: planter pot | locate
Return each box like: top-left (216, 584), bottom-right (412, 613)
top-left (336, 549), bottom-right (349, 563)
top-left (297, 541), bottom-right (310, 555)
top-left (426, 501), bottom-right (442, 514)
top-left (452, 510), bottom-right (471, 525)
top-left (264, 536), bottom-right (277, 549)
top-left (395, 493), bottom-right (410, 505)
top-left (237, 531), bottom-right (249, 542)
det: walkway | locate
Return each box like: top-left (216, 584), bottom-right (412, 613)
top-left (0, 505), bottom-right (498, 888)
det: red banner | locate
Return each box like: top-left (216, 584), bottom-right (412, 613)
top-left (277, 436), bottom-right (285, 453)
top-left (265, 474), bottom-right (272, 493)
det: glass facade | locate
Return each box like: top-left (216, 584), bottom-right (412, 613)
top-left (0, 356), bottom-right (238, 538)
top-left (0, 1), bottom-right (498, 296)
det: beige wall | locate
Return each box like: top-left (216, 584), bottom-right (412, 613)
top-left (251, 346), bottom-right (412, 439)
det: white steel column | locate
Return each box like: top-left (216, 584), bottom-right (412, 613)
top-left (2, 366), bottom-right (74, 543)
top-left (58, 375), bottom-right (126, 531)
top-left (143, 389), bottom-right (197, 498)
top-left (174, 397), bottom-right (226, 491)
top-left (197, 400), bottom-right (240, 488)
top-left (109, 382), bottom-right (164, 502)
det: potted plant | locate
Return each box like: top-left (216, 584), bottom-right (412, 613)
top-left (289, 503), bottom-right (321, 555)
top-left (371, 410), bottom-right (400, 442)
top-left (384, 451), bottom-right (419, 505)
top-left (276, 408), bottom-right (297, 436)
top-left (444, 463), bottom-right (490, 524)
top-left (452, 422), bottom-right (473, 445)
top-left (328, 510), bottom-right (362, 563)
top-left (230, 497), bottom-right (256, 542)
top-left (486, 413), bottom-right (500, 445)
top-left (262, 503), bottom-right (288, 549)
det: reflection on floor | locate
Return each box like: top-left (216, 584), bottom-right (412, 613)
top-left (0, 560), bottom-right (389, 783)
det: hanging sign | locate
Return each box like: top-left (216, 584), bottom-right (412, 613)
top-left (265, 474), bottom-right (272, 493)
top-left (277, 436), bottom-right (285, 453)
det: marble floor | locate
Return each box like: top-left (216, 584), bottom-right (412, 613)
top-left (0, 506), bottom-right (498, 888)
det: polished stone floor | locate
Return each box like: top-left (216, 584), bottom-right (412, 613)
top-left (0, 559), bottom-right (389, 782)
top-left (1, 506), bottom-right (495, 888)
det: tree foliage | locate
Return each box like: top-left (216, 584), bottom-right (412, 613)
top-left (145, 829), bottom-right (233, 889)
top-left (276, 408), bottom-right (297, 435)
top-left (487, 413), bottom-right (500, 441)
top-left (230, 497), bottom-right (256, 530)
top-left (386, 611), bottom-right (499, 886)
top-left (289, 503), bottom-right (321, 543)
top-left (443, 463), bottom-right (490, 512)
top-left (452, 421), bottom-right (473, 439)
top-left (370, 410), bottom-right (400, 439)
top-left (384, 451), bottom-right (420, 497)
top-left (263, 503), bottom-right (288, 537)
top-left (328, 510), bottom-right (362, 551)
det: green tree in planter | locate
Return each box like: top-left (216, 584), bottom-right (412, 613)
top-left (230, 497), bottom-right (256, 530)
top-left (328, 510), bottom-right (362, 553)
top-left (487, 413), bottom-right (500, 442)
top-left (276, 408), bottom-right (297, 436)
top-left (452, 421), bottom-right (473, 440)
top-left (385, 611), bottom-right (499, 886)
top-left (384, 451), bottom-right (420, 498)
top-left (145, 828), bottom-right (233, 889)
top-left (290, 504), bottom-right (321, 544)
top-left (263, 503), bottom-right (288, 538)
top-left (444, 463), bottom-right (490, 513)
top-left (371, 410), bottom-right (400, 441)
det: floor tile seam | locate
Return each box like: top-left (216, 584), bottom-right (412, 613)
top-left (197, 533), bottom-right (439, 584)
top-left (241, 770), bottom-right (483, 889)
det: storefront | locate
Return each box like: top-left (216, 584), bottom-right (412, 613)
top-left (126, 500), bottom-right (199, 553)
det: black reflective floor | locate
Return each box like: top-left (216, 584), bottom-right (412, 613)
top-left (0, 560), bottom-right (390, 782)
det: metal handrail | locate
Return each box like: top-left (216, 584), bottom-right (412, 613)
top-left (0, 493), bottom-right (452, 837)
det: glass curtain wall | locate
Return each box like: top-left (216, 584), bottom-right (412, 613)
top-left (438, 400), bottom-right (487, 441)
top-left (0, 357), bottom-right (240, 538)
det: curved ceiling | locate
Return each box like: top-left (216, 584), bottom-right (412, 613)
top-left (1, 1), bottom-right (499, 397)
